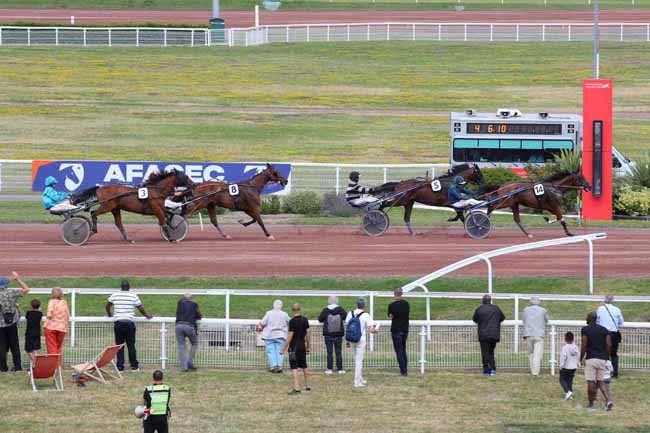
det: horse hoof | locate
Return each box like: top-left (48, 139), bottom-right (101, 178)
top-left (267, 235), bottom-right (275, 241)
top-left (225, 235), bottom-right (232, 241)
top-left (527, 234), bottom-right (534, 239)
top-left (129, 240), bottom-right (136, 244)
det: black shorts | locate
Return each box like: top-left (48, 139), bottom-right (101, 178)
top-left (24, 334), bottom-right (41, 352)
top-left (289, 351), bottom-right (308, 370)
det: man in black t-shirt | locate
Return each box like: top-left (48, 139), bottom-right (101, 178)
top-left (581, 312), bottom-right (613, 411)
top-left (280, 303), bottom-right (311, 395)
top-left (388, 288), bottom-right (410, 376)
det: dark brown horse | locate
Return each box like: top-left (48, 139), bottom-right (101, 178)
top-left (481, 171), bottom-right (592, 238)
top-left (372, 164), bottom-right (484, 236)
top-left (183, 163), bottom-right (288, 240)
top-left (73, 169), bottom-right (191, 242)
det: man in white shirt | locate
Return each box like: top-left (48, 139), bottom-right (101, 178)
top-left (345, 297), bottom-right (377, 388)
top-left (596, 294), bottom-right (624, 378)
top-left (105, 279), bottom-right (153, 372)
top-left (522, 297), bottom-right (548, 377)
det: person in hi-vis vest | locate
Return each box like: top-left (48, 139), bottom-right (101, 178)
top-left (142, 370), bottom-right (171, 433)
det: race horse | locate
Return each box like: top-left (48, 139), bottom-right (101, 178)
top-left (479, 170), bottom-right (592, 238)
top-left (182, 163), bottom-right (288, 240)
top-left (71, 169), bottom-right (191, 242)
top-left (372, 164), bottom-right (484, 236)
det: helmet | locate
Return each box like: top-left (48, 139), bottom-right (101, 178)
top-left (454, 175), bottom-right (466, 185)
top-left (349, 171), bottom-right (360, 182)
top-left (45, 176), bottom-right (58, 187)
top-left (134, 405), bottom-right (146, 419)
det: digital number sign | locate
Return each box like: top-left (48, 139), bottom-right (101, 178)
top-left (466, 123), bottom-right (563, 135)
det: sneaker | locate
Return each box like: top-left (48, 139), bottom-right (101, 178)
top-left (288, 389), bottom-right (301, 396)
top-left (564, 391), bottom-right (573, 401)
top-left (324, 369), bottom-right (333, 375)
top-left (338, 370), bottom-right (346, 375)
top-left (354, 383), bottom-right (366, 388)
top-left (305, 386), bottom-right (311, 392)
top-left (401, 372), bottom-right (408, 377)
top-left (489, 370), bottom-right (496, 376)
top-left (587, 404), bottom-right (597, 412)
top-left (130, 368), bottom-right (140, 372)
top-left (605, 401), bottom-right (614, 411)
top-left (361, 379), bottom-right (368, 385)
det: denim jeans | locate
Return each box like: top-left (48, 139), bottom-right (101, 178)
top-left (175, 323), bottom-right (198, 370)
top-left (324, 335), bottom-right (343, 371)
top-left (391, 332), bottom-right (408, 374)
top-left (114, 320), bottom-right (138, 371)
top-left (264, 338), bottom-right (285, 368)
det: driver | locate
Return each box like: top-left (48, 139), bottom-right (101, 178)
top-left (345, 171), bottom-right (377, 208)
top-left (42, 176), bottom-right (78, 213)
top-left (447, 175), bottom-right (484, 222)
top-left (164, 187), bottom-right (187, 212)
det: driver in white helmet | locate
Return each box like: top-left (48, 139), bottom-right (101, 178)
top-left (345, 171), bottom-right (378, 207)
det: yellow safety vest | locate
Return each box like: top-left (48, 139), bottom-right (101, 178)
top-left (146, 384), bottom-right (170, 416)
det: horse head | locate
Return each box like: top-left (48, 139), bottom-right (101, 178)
top-left (467, 164), bottom-right (484, 185)
top-left (572, 171), bottom-right (592, 192)
top-left (144, 169), bottom-right (193, 195)
top-left (262, 163), bottom-right (288, 186)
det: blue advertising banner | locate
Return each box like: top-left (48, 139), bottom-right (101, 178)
top-left (32, 161), bottom-right (292, 195)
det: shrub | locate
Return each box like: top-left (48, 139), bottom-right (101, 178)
top-left (613, 185), bottom-right (650, 216)
top-left (481, 167), bottom-right (521, 186)
top-left (629, 151), bottom-right (650, 188)
top-left (261, 195), bottom-right (282, 215)
top-left (282, 191), bottom-right (322, 215)
top-left (321, 192), bottom-right (363, 217)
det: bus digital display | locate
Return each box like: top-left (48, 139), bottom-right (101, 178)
top-left (466, 123), bottom-right (563, 135)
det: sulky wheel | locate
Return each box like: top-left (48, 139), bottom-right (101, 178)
top-left (160, 215), bottom-right (189, 242)
top-left (464, 211), bottom-right (492, 240)
top-left (362, 209), bottom-right (390, 237)
top-left (61, 216), bottom-right (92, 246)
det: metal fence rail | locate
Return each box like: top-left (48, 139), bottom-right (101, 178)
top-left (14, 317), bottom-right (650, 374)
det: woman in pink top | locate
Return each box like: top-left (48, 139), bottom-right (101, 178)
top-left (43, 287), bottom-right (69, 360)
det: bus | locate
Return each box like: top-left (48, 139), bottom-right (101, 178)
top-left (449, 109), bottom-right (633, 176)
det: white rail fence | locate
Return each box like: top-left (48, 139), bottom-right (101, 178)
top-left (2, 23), bottom-right (650, 48)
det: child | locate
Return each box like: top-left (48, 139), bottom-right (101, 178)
top-left (559, 331), bottom-right (579, 400)
top-left (24, 299), bottom-right (43, 361)
top-left (142, 370), bottom-right (171, 433)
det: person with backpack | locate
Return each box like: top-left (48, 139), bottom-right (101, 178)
top-left (318, 295), bottom-right (347, 375)
top-left (345, 297), bottom-right (377, 388)
top-left (0, 271), bottom-right (30, 373)
top-left (596, 294), bottom-right (624, 378)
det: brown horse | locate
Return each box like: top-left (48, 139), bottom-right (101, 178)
top-left (182, 163), bottom-right (288, 240)
top-left (481, 171), bottom-right (592, 238)
top-left (76, 169), bottom-right (191, 242)
top-left (372, 164), bottom-right (484, 236)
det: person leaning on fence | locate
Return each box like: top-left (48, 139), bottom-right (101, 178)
top-left (581, 311), bottom-right (613, 412)
top-left (0, 271), bottom-right (29, 372)
top-left (44, 287), bottom-right (70, 363)
top-left (317, 295), bottom-right (347, 375)
top-left (258, 300), bottom-right (290, 373)
top-left (142, 369), bottom-right (171, 433)
top-left (175, 292), bottom-right (202, 372)
top-left (596, 294), bottom-right (624, 379)
top-left (388, 288), bottom-right (410, 377)
top-left (280, 303), bottom-right (311, 396)
top-left (345, 297), bottom-right (378, 388)
top-left (522, 296), bottom-right (548, 377)
top-left (472, 294), bottom-right (505, 377)
top-left (105, 279), bottom-right (153, 372)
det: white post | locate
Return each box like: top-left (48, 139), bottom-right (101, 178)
top-left (27, 28), bottom-right (31, 46)
top-left (55, 28), bottom-right (59, 46)
top-left (70, 289), bottom-right (76, 347)
top-left (412, 23), bottom-right (416, 41)
top-left (136, 28), bottom-right (140, 47)
top-left (516, 24), bottom-right (520, 42)
top-left (70, 15), bottom-right (75, 25)
top-left (327, 25), bottom-right (330, 42)
top-left (383, 167), bottom-right (388, 183)
top-left (490, 24), bottom-right (493, 42)
top-left (0, 28), bottom-right (3, 46)
top-left (568, 24), bottom-right (572, 41)
top-left (464, 23), bottom-right (467, 42)
top-left (198, 212), bottom-right (204, 231)
top-left (587, 238), bottom-right (594, 294)
top-left (164, 29), bottom-right (167, 47)
top-left (255, 5), bottom-right (260, 28)
top-left (647, 24), bottom-right (649, 42)
top-left (108, 29), bottom-right (112, 47)
top-left (160, 322), bottom-right (167, 369)
top-left (387, 23), bottom-right (390, 41)
top-left (542, 24), bottom-right (545, 42)
top-left (225, 291), bottom-right (231, 351)
top-left (419, 326), bottom-right (426, 375)
top-left (514, 295), bottom-right (519, 354)
top-left (438, 24), bottom-right (441, 41)
top-left (335, 166), bottom-right (341, 195)
top-left (369, 292), bottom-right (375, 352)
top-left (286, 26), bottom-right (289, 43)
top-left (549, 325), bottom-right (557, 376)
top-left (307, 25), bottom-right (310, 42)
top-left (620, 24), bottom-right (624, 42)
top-left (83, 28), bottom-right (86, 47)
top-left (367, 24), bottom-right (370, 41)
top-left (347, 24), bottom-right (350, 42)
top-left (191, 29), bottom-right (194, 47)
top-left (480, 256), bottom-right (493, 294)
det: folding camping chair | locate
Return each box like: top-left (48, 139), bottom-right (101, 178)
top-left (71, 344), bottom-right (124, 384)
top-left (29, 354), bottom-right (64, 393)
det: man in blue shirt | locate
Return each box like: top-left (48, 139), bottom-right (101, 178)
top-left (447, 175), bottom-right (484, 222)
top-left (596, 294), bottom-right (624, 378)
top-left (42, 176), bottom-right (77, 213)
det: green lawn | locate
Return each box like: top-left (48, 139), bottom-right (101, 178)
top-left (1, 43), bottom-right (650, 163)
top-left (2, 368), bottom-right (650, 433)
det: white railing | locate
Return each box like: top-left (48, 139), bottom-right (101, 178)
top-left (403, 232), bottom-right (607, 295)
top-left (15, 315), bottom-right (650, 374)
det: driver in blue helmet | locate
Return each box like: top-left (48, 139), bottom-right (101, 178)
top-left (447, 175), bottom-right (484, 222)
top-left (42, 176), bottom-right (77, 213)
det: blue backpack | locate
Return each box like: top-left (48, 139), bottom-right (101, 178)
top-left (345, 312), bottom-right (363, 343)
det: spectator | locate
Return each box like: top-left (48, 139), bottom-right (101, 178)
top-left (522, 296), bottom-right (548, 376)
top-left (175, 292), bottom-right (202, 372)
top-left (259, 300), bottom-right (290, 373)
top-left (472, 294), bottom-right (505, 377)
top-left (559, 331), bottom-right (579, 400)
top-left (0, 271), bottom-right (29, 372)
top-left (142, 370), bottom-right (171, 433)
top-left (280, 303), bottom-right (311, 395)
top-left (317, 295), bottom-right (347, 375)
top-left (105, 279), bottom-right (152, 372)
top-left (43, 287), bottom-right (69, 361)
top-left (581, 311), bottom-right (613, 411)
top-left (388, 288), bottom-right (410, 376)
top-left (345, 297), bottom-right (378, 388)
top-left (25, 299), bottom-right (43, 361)
top-left (596, 294), bottom-right (624, 378)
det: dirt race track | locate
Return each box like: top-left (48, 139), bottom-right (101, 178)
top-left (2, 8), bottom-right (650, 28)
top-left (1, 223), bottom-right (648, 278)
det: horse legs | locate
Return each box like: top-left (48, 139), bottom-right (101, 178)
top-left (90, 210), bottom-right (99, 233)
top-left (111, 208), bottom-right (133, 243)
top-left (554, 210), bottom-right (574, 236)
top-left (403, 202), bottom-right (417, 236)
top-left (512, 203), bottom-right (533, 238)
top-left (207, 204), bottom-right (231, 240)
top-left (241, 208), bottom-right (274, 240)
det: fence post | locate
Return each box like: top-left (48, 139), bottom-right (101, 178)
top-left (83, 28), bottom-right (86, 47)
top-left (191, 29), bottom-right (194, 47)
top-left (225, 290), bottom-right (231, 352)
top-left (70, 289), bottom-right (76, 347)
top-left (367, 24), bottom-right (370, 41)
top-left (108, 29), bottom-right (112, 47)
top-left (542, 24), bottom-right (545, 42)
top-left (28, 28), bottom-right (31, 46)
top-left (55, 28), bottom-right (59, 46)
top-left (568, 24), bottom-right (571, 41)
top-left (164, 29), bottom-right (167, 47)
top-left (383, 167), bottom-right (388, 183)
top-left (412, 23), bottom-right (415, 41)
top-left (335, 166), bottom-right (341, 194)
top-left (587, 238), bottom-right (594, 294)
top-left (160, 322), bottom-right (167, 369)
top-left (514, 295), bottom-right (519, 354)
top-left (490, 24), bottom-right (493, 42)
top-left (438, 24), bottom-right (441, 41)
top-left (369, 292), bottom-right (375, 352)
top-left (387, 23), bottom-right (390, 41)
top-left (549, 325), bottom-right (557, 376)
top-left (307, 25), bottom-right (310, 43)
top-left (136, 28), bottom-right (140, 47)
top-left (286, 26), bottom-right (289, 43)
top-left (620, 24), bottom-right (624, 42)
top-left (647, 24), bottom-right (649, 42)
top-left (516, 24), bottom-right (519, 42)
top-left (327, 25), bottom-right (330, 42)
top-left (419, 326), bottom-right (426, 375)
top-left (464, 23), bottom-right (467, 42)
top-left (0, 28), bottom-right (3, 46)
top-left (347, 24), bottom-right (350, 42)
